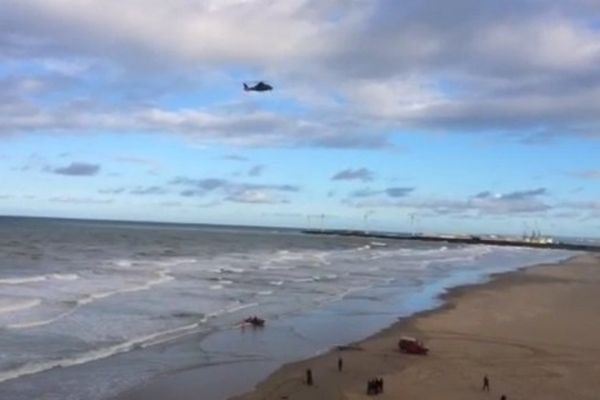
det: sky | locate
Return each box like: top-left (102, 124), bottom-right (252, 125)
top-left (1, 0), bottom-right (600, 237)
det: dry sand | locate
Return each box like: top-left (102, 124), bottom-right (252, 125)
top-left (232, 253), bottom-right (600, 400)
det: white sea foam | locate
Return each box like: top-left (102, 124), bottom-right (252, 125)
top-left (226, 302), bottom-right (259, 314)
top-left (292, 278), bottom-right (313, 283)
top-left (0, 299), bottom-right (42, 315)
top-left (260, 265), bottom-right (294, 270)
top-left (0, 322), bottom-right (201, 384)
top-left (0, 273), bottom-right (79, 285)
top-left (50, 273), bottom-right (79, 281)
top-left (0, 276), bottom-right (47, 285)
top-left (220, 267), bottom-right (245, 274)
top-left (7, 307), bottom-right (77, 329)
top-left (6, 269), bottom-right (175, 330)
top-left (78, 269), bottom-right (174, 306)
top-left (114, 260), bottom-right (133, 268)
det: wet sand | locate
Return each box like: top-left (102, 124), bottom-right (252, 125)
top-left (232, 253), bottom-right (600, 400)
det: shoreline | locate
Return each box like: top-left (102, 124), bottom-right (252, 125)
top-left (109, 250), bottom-right (578, 400)
top-left (231, 253), bottom-right (598, 400)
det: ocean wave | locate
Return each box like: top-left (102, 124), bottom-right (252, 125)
top-left (0, 276), bottom-right (47, 285)
top-left (214, 267), bottom-right (245, 274)
top-left (225, 302), bottom-right (259, 314)
top-left (154, 258), bottom-right (198, 267)
top-left (312, 274), bottom-right (338, 281)
top-left (78, 269), bottom-right (174, 306)
top-left (0, 299), bottom-right (42, 315)
top-left (203, 301), bottom-right (259, 320)
top-left (266, 250), bottom-right (331, 267)
top-left (51, 273), bottom-right (79, 281)
top-left (114, 259), bottom-right (133, 268)
top-left (0, 273), bottom-right (79, 285)
top-left (292, 277), bottom-right (314, 283)
top-left (7, 269), bottom-right (175, 330)
top-left (0, 322), bottom-right (201, 384)
top-left (6, 307), bottom-right (77, 329)
top-left (260, 265), bottom-right (294, 270)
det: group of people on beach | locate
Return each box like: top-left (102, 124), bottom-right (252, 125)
top-left (366, 377), bottom-right (384, 395)
top-left (305, 358), bottom-right (505, 398)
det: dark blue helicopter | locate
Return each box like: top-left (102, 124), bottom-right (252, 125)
top-left (243, 81), bottom-right (273, 92)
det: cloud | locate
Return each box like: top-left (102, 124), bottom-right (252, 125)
top-left (49, 196), bottom-right (112, 204)
top-left (170, 176), bottom-right (299, 205)
top-left (350, 189), bottom-right (381, 198)
top-left (0, 102), bottom-right (389, 148)
top-left (332, 168), bottom-right (374, 182)
top-left (98, 185), bottom-right (168, 195)
top-left (558, 200), bottom-right (600, 220)
top-left (114, 156), bottom-right (161, 168)
top-left (385, 187), bottom-right (415, 198)
top-left (160, 201), bottom-right (182, 207)
top-left (222, 154), bottom-right (249, 162)
top-left (499, 188), bottom-right (547, 200)
top-left (571, 169), bottom-right (600, 180)
top-left (3, 0), bottom-right (600, 146)
top-left (350, 186), bottom-right (414, 198)
top-left (99, 187), bottom-right (126, 194)
top-left (248, 164), bottom-right (265, 177)
top-left (48, 162), bottom-right (100, 176)
top-left (347, 187), bottom-right (550, 215)
top-left (559, 200), bottom-right (600, 210)
top-left (226, 190), bottom-right (289, 204)
top-left (129, 186), bottom-right (167, 195)
top-left (171, 177), bottom-right (228, 195)
top-left (551, 211), bottom-right (581, 219)
top-left (474, 191), bottom-right (493, 199)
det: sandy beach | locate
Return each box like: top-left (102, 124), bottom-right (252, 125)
top-left (232, 253), bottom-right (600, 400)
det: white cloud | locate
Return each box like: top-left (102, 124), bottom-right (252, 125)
top-left (3, 0), bottom-right (600, 145)
top-left (226, 189), bottom-right (288, 204)
top-left (346, 187), bottom-right (551, 216)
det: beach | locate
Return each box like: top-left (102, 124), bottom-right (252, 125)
top-left (232, 253), bottom-right (600, 400)
top-left (0, 219), bottom-right (581, 400)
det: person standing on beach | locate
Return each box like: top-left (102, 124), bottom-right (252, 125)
top-left (306, 368), bottom-right (313, 386)
top-left (500, 395), bottom-right (506, 400)
top-left (338, 357), bottom-right (343, 372)
top-left (482, 375), bottom-right (490, 392)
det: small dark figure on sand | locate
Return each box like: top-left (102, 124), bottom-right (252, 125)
top-left (366, 378), bottom-right (383, 395)
top-left (500, 396), bottom-right (506, 400)
top-left (338, 357), bottom-right (343, 372)
top-left (306, 368), bottom-right (313, 386)
top-left (482, 375), bottom-right (490, 392)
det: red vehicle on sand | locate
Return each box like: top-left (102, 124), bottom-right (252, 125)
top-left (398, 336), bottom-right (429, 355)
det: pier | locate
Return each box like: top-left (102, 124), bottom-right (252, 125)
top-left (302, 230), bottom-right (600, 253)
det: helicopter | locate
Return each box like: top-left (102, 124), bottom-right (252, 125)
top-left (243, 81), bottom-right (273, 92)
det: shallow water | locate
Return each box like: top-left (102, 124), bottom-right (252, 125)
top-left (0, 217), bottom-right (572, 399)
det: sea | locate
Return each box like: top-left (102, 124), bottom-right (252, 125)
top-left (0, 217), bottom-right (574, 400)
